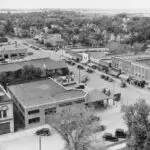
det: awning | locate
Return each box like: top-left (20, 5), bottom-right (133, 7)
top-left (119, 74), bottom-right (129, 80)
top-left (86, 89), bottom-right (111, 104)
top-left (109, 69), bottom-right (120, 77)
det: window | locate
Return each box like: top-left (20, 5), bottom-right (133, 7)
top-left (3, 110), bottom-right (7, 117)
top-left (28, 109), bottom-right (40, 115)
top-left (11, 53), bottom-right (17, 57)
top-left (0, 110), bottom-right (8, 119)
top-left (28, 117), bottom-right (40, 124)
top-left (45, 107), bottom-right (56, 115)
top-left (59, 102), bottom-right (72, 107)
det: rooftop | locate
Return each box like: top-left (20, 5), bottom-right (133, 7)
top-left (0, 43), bottom-right (27, 51)
top-left (88, 52), bottom-right (106, 59)
top-left (136, 59), bottom-right (150, 66)
top-left (86, 89), bottom-right (110, 103)
top-left (8, 79), bottom-right (87, 108)
top-left (0, 85), bottom-right (11, 103)
top-left (0, 58), bottom-right (67, 73)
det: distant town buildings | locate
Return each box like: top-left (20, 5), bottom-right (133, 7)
top-left (0, 85), bottom-right (14, 135)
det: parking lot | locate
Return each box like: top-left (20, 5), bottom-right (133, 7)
top-left (0, 125), bottom-right (65, 150)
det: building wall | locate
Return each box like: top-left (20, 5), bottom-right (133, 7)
top-left (0, 102), bottom-right (14, 134)
top-left (24, 97), bottom-right (86, 129)
top-left (112, 56), bottom-right (150, 82)
top-left (9, 88), bottom-right (87, 129)
top-left (0, 48), bottom-right (27, 60)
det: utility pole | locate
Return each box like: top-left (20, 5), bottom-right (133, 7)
top-left (39, 135), bottom-right (41, 150)
top-left (113, 78), bottom-right (115, 105)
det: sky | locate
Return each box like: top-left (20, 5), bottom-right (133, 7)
top-left (1, 0), bottom-right (150, 9)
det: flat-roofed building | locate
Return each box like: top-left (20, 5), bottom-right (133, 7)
top-left (0, 42), bottom-right (27, 60)
top-left (0, 57), bottom-right (68, 75)
top-left (112, 54), bottom-right (150, 82)
top-left (0, 85), bottom-right (14, 135)
top-left (8, 79), bottom-right (88, 129)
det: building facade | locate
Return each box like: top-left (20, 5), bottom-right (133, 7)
top-left (0, 42), bottom-right (27, 60)
top-left (112, 55), bottom-right (150, 82)
top-left (0, 85), bottom-right (14, 135)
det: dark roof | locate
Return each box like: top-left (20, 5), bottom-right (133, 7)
top-left (8, 79), bottom-right (86, 108)
top-left (0, 58), bottom-right (67, 73)
top-left (86, 89), bottom-right (110, 103)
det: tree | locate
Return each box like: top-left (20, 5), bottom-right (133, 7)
top-left (123, 99), bottom-right (150, 149)
top-left (4, 19), bottom-right (14, 34)
top-left (48, 106), bottom-right (105, 150)
top-left (21, 65), bottom-right (43, 81)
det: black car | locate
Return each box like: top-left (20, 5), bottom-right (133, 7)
top-left (115, 129), bottom-right (127, 138)
top-left (35, 128), bottom-right (51, 136)
top-left (76, 84), bottom-right (85, 89)
top-left (77, 65), bottom-right (84, 70)
top-left (104, 76), bottom-right (109, 80)
top-left (103, 133), bottom-right (118, 142)
top-left (100, 74), bottom-right (105, 79)
top-left (86, 68), bottom-right (94, 73)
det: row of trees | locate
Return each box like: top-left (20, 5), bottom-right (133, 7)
top-left (0, 65), bottom-right (43, 88)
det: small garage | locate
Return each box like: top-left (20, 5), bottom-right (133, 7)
top-left (0, 122), bottom-right (10, 135)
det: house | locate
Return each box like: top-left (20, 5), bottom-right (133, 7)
top-left (0, 85), bottom-right (14, 135)
top-left (30, 26), bottom-right (38, 37)
top-left (44, 34), bottom-right (64, 48)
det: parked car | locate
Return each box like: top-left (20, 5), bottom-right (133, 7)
top-left (27, 52), bottom-right (33, 55)
top-left (102, 133), bottom-right (118, 142)
top-left (91, 65), bottom-right (97, 69)
top-left (76, 84), bottom-right (85, 89)
top-left (35, 128), bottom-right (51, 136)
top-left (120, 82), bottom-right (126, 88)
top-left (104, 76), bottom-right (109, 80)
top-left (100, 74), bottom-right (105, 79)
top-left (86, 68), bottom-right (94, 73)
top-left (115, 128), bottom-right (127, 138)
top-left (77, 65), bottom-right (84, 70)
top-left (113, 93), bottom-right (121, 101)
top-left (108, 78), bottom-right (113, 82)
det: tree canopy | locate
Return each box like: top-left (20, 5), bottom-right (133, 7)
top-left (48, 106), bottom-right (106, 150)
top-left (123, 99), bottom-right (150, 149)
